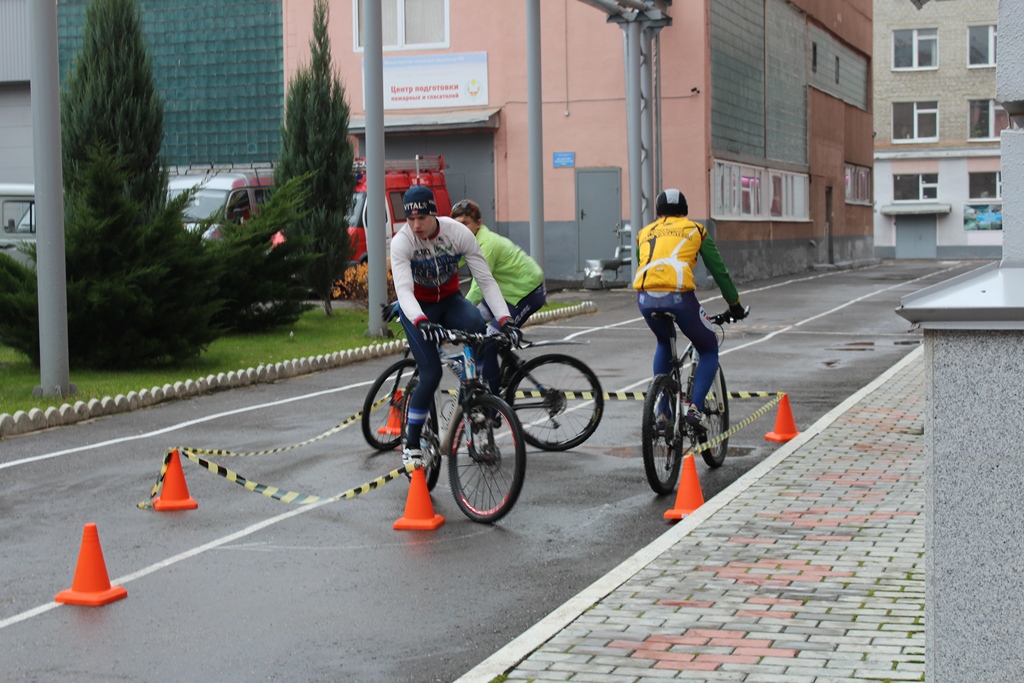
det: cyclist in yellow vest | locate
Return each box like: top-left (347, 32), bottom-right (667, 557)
top-left (634, 189), bottom-right (748, 430)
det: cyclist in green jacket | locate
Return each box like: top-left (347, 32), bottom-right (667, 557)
top-left (634, 189), bottom-right (748, 430)
top-left (451, 198), bottom-right (546, 330)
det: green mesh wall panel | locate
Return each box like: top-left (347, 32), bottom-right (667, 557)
top-left (57, 0), bottom-right (283, 166)
top-left (710, 0), bottom-right (765, 158)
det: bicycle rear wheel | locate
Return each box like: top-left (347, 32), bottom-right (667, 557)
top-left (361, 357), bottom-right (417, 451)
top-left (504, 354), bottom-right (603, 451)
top-left (641, 374), bottom-right (683, 495)
top-left (401, 377), bottom-right (441, 491)
top-left (699, 366), bottom-right (730, 468)
top-left (447, 394), bottom-right (526, 523)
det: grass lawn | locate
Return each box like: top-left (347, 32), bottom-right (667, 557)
top-left (0, 302), bottom-right (575, 417)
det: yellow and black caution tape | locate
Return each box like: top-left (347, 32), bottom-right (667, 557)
top-left (684, 392), bottom-right (784, 455)
top-left (603, 391), bottom-right (647, 402)
top-left (177, 404), bottom-right (369, 460)
top-left (440, 388), bottom-right (783, 402)
top-left (138, 450), bottom-right (418, 509)
top-left (140, 400), bottom-right (390, 504)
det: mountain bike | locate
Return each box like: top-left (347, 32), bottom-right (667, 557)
top-left (641, 307), bottom-right (748, 495)
top-left (361, 306), bottom-right (603, 453)
top-left (410, 328), bottom-right (527, 523)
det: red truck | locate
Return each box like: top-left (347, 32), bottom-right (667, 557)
top-left (347, 155), bottom-right (452, 265)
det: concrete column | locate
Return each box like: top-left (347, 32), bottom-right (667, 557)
top-left (527, 0), bottom-right (545, 267)
top-left (363, 0), bottom-right (386, 337)
top-left (31, 0), bottom-right (72, 398)
top-left (898, 2), bottom-right (1024, 680)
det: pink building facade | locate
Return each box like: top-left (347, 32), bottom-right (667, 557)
top-left (282, 0), bottom-right (873, 282)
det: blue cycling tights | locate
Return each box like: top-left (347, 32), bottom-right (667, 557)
top-left (637, 290), bottom-right (719, 412)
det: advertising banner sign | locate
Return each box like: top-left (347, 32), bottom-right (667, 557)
top-left (369, 52), bottom-right (488, 110)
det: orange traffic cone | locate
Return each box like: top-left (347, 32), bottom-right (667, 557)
top-left (153, 449), bottom-right (198, 511)
top-left (664, 454), bottom-right (705, 520)
top-left (765, 394), bottom-right (800, 442)
top-left (377, 389), bottom-right (404, 436)
top-left (55, 523), bottom-right (128, 606)
top-left (394, 467), bottom-right (445, 530)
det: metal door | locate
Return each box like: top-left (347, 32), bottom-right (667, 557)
top-left (895, 214), bottom-right (937, 259)
top-left (825, 186), bottom-right (834, 264)
top-left (575, 168), bottom-right (622, 273)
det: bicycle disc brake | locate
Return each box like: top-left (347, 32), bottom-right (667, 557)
top-left (467, 410), bottom-right (501, 469)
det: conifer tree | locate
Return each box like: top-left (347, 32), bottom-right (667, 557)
top-left (0, 0), bottom-right (223, 368)
top-left (276, 0), bottom-right (357, 316)
top-left (61, 0), bottom-right (167, 214)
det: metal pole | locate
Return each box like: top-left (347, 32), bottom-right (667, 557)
top-left (625, 19), bottom-right (643, 280)
top-left (363, 0), bottom-right (387, 337)
top-left (527, 0), bottom-right (545, 266)
top-left (31, 0), bottom-right (72, 399)
top-left (653, 30), bottom-right (663, 202)
top-left (640, 23), bottom-right (655, 227)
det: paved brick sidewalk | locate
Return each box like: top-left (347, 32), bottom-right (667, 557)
top-left (503, 354), bottom-right (925, 682)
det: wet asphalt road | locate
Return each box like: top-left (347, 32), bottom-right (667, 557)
top-left (0, 259), bottom-right (980, 682)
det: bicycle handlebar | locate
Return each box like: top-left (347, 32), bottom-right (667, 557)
top-left (709, 305), bottom-right (750, 326)
top-left (440, 328), bottom-right (521, 349)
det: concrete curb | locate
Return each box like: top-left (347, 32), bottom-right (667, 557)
top-left (0, 302), bottom-right (599, 439)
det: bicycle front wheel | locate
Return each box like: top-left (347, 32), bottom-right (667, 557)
top-left (401, 377), bottom-right (441, 492)
top-left (505, 354), bottom-right (604, 451)
top-left (641, 374), bottom-right (682, 495)
top-left (699, 366), bottom-right (730, 468)
top-left (361, 357), bottom-right (417, 451)
top-left (447, 394), bottom-right (526, 523)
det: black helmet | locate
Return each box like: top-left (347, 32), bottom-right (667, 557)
top-left (655, 189), bottom-right (688, 217)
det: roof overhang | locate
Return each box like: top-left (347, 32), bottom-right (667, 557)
top-left (880, 202), bottom-right (952, 216)
top-left (350, 107), bottom-right (501, 135)
top-left (896, 262), bottom-right (1024, 330)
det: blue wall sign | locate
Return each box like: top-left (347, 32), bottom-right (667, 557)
top-left (552, 152), bottom-right (575, 168)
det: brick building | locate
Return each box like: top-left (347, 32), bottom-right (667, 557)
top-left (1, 0), bottom-right (874, 282)
top-left (873, 0), bottom-right (1005, 258)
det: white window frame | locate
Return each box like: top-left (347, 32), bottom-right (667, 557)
top-left (892, 101), bottom-right (939, 143)
top-left (968, 25), bottom-right (997, 68)
top-left (892, 28), bottom-right (938, 71)
top-left (968, 171), bottom-right (1002, 201)
top-left (893, 173), bottom-right (939, 202)
top-left (968, 100), bottom-right (1009, 141)
top-left (844, 163), bottom-right (872, 205)
top-left (353, 0), bottom-right (450, 52)
top-left (712, 161), bottom-right (808, 221)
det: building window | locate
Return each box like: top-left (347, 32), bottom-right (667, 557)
top-left (845, 164), bottom-right (871, 204)
top-left (893, 28), bottom-right (938, 70)
top-left (968, 171), bottom-right (1001, 200)
top-left (355, 0), bottom-right (448, 51)
top-left (893, 173), bottom-right (939, 201)
top-left (768, 171), bottom-right (809, 219)
top-left (713, 161), bottom-right (808, 220)
top-left (811, 42), bottom-right (817, 72)
top-left (893, 101), bottom-right (938, 142)
top-left (969, 100), bottom-right (1009, 140)
top-left (968, 25), bottom-right (997, 67)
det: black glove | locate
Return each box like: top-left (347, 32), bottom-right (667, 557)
top-left (500, 320), bottom-right (522, 348)
top-left (381, 301), bottom-right (400, 323)
top-left (729, 302), bottom-right (749, 321)
top-left (416, 319), bottom-right (445, 346)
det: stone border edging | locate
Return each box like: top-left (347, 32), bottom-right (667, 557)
top-left (0, 302), bottom-right (598, 439)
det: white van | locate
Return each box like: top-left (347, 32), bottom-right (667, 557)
top-left (0, 184), bottom-right (36, 268)
top-left (167, 168), bottom-right (273, 236)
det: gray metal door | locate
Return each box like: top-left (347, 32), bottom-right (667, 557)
top-left (575, 168), bottom-right (622, 273)
top-left (895, 214), bottom-right (937, 259)
top-left (376, 132), bottom-right (495, 228)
